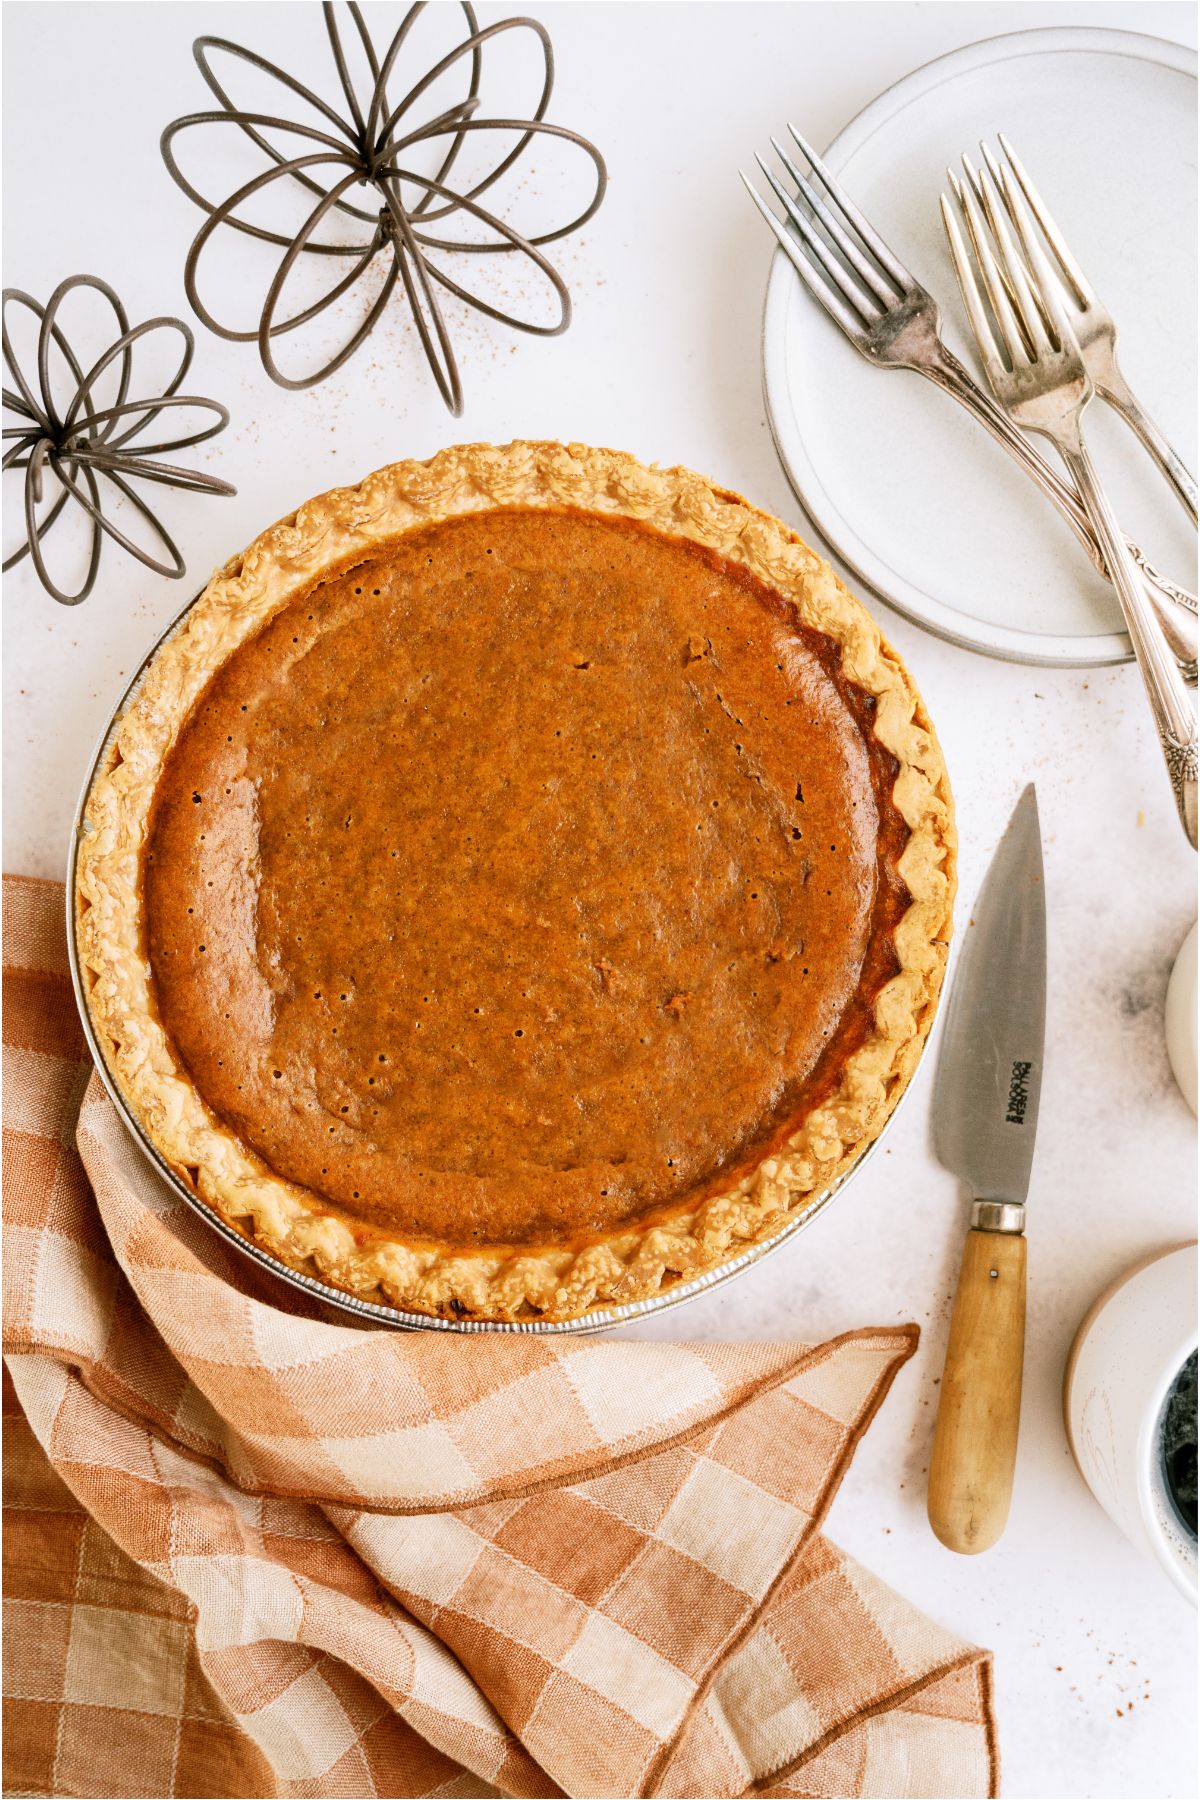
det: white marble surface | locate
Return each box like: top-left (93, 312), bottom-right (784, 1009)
top-left (3, 5), bottom-right (1197, 1796)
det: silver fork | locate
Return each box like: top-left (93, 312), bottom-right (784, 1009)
top-left (740, 129), bottom-right (1197, 679)
top-left (943, 163), bottom-right (1196, 848)
top-left (966, 136), bottom-right (1197, 523)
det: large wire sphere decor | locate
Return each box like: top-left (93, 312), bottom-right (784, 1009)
top-left (160, 1), bottom-right (608, 414)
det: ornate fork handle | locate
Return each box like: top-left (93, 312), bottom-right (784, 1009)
top-left (926, 346), bottom-right (1198, 678)
top-left (1126, 546), bottom-right (1197, 617)
top-left (1062, 428), bottom-right (1198, 848)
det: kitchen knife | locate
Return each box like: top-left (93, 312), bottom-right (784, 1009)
top-left (927, 784), bottom-right (1046, 1554)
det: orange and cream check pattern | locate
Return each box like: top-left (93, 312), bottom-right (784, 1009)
top-left (3, 876), bottom-right (998, 1799)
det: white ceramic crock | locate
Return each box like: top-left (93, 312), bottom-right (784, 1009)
top-left (1165, 921), bottom-right (1198, 1115)
top-left (1064, 1243), bottom-right (1197, 1605)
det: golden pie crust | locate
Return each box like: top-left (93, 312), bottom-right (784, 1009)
top-left (76, 441), bottom-right (955, 1323)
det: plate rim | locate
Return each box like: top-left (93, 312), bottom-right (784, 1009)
top-left (761, 23), bottom-right (1197, 668)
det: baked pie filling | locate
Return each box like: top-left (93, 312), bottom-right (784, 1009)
top-left (78, 444), bottom-right (954, 1321)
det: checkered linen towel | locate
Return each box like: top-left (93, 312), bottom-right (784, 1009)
top-left (3, 875), bottom-right (997, 1800)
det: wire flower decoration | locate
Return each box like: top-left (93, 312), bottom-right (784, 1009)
top-left (2, 275), bottom-right (234, 606)
top-left (160, 1), bottom-right (608, 414)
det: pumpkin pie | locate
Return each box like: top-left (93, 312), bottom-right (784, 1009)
top-left (76, 442), bottom-right (955, 1323)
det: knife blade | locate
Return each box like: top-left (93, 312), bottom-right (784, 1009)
top-left (927, 784), bottom-right (1046, 1555)
top-left (932, 782), bottom-right (1046, 1207)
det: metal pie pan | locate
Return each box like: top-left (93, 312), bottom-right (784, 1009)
top-left (66, 579), bottom-right (925, 1336)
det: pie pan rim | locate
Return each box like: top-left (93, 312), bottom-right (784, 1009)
top-left (71, 440), bottom-right (957, 1326)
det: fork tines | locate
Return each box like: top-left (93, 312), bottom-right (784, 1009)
top-left (989, 135), bottom-right (1096, 309)
top-left (941, 155), bottom-right (1077, 379)
top-left (740, 127), bottom-right (916, 339)
top-left (946, 135), bottom-right (1102, 344)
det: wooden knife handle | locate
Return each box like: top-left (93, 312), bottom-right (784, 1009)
top-left (928, 1228), bottom-right (1027, 1554)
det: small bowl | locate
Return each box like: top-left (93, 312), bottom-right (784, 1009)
top-left (1064, 1243), bottom-right (1197, 1605)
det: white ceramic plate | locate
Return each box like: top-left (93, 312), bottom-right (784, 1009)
top-left (763, 27), bottom-right (1197, 665)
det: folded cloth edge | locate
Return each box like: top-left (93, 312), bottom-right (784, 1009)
top-left (4, 871), bottom-right (999, 1800)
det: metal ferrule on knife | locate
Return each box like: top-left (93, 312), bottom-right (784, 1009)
top-left (971, 1200), bottom-right (1027, 1233)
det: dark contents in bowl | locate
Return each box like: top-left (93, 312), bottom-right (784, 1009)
top-left (1161, 1350), bottom-right (1197, 1537)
